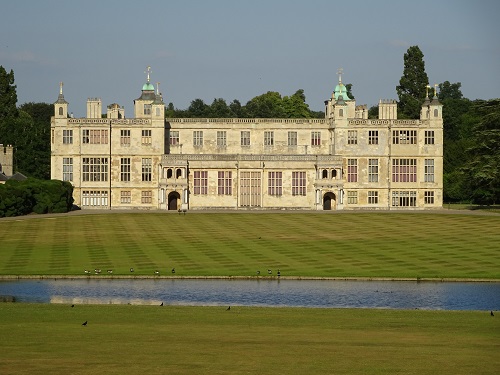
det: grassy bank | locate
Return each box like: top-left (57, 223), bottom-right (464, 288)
top-left (0, 303), bottom-right (498, 375)
top-left (1, 211), bottom-right (499, 279)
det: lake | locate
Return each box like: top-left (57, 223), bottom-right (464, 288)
top-left (1, 278), bottom-right (499, 310)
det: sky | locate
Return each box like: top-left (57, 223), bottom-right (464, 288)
top-left (1, 0), bottom-right (499, 117)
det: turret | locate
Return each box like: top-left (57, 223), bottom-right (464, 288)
top-left (87, 98), bottom-right (102, 118)
top-left (54, 82), bottom-right (68, 118)
top-left (379, 99), bottom-right (397, 120)
top-left (134, 66), bottom-right (156, 118)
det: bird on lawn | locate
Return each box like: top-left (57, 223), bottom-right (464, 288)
top-left (154, 270), bottom-right (160, 275)
top-left (107, 269), bottom-right (113, 274)
top-left (256, 270), bottom-right (260, 275)
top-left (160, 302), bottom-right (163, 306)
top-left (130, 267), bottom-right (134, 273)
top-left (491, 311), bottom-right (495, 316)
top-left (268, 269), bottom-right (272, 275)
top-left (226, 306), bottom-right (231, 311)
top-left (71, 304), bottom-right (74, 308)
top-left (82, 321), bottom-right (87, 326)
top-left (171, 268), bottom-right (175, 274)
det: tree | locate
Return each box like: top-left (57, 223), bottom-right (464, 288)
top-left (245, 91), bottom-right (285, 118)
top-left (187, 99), bottom-right (210, 117)
top-left (462, 99), bottom-right (500, 205)
top-left (282, 89), bottom-right (311, 118)
top-left (209, 98), bottom-right (230, 118)
top-left (345, 83), bottom-right (355, 100)
top-left (438, 81), bottom-right (463, 100)
top-left (396, 46), bottom-right (429, 119)
top-left (0, 66), bottom-right (18, 120)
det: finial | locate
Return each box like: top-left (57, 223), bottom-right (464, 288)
top-left (156, 82), bottom-right (160, 95)
top-left (145, 66), bottom-right (152, 83)
top-left (433, 84), bottom-right (438, 98)
top-left (426, 85), bottom-right (430, 98)
top-left (337, 67), bottom-right (343, 84)
top-left (59, 81), bottom-right (64, 95)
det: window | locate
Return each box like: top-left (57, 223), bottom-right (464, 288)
top-left (121, 191), bottom-right (131, 204)
top-left (142, 158), bottom-right (152, 181)
top-left (217, 131), bottom-right (227, 147)
top-left (121, 158), bottom-right (130, 182)
top-left (63, 157), bottom-right (73, 181)
top-left (143, 104), bottom-right (151, 115)
top-left (424, 191), bottom-right (435, 204)
top-left (264, 131), bottom-right (274, 146)
top-left (311, 131), bottom-right (321, 146)
top-left (194, 171), bottom-right (208, 195)
top-left (82, 129), bottom-right (108, 144)
top-left (348, 130), bottom-right (358, 145)
top-left (63, 130), bottom-right (73, 144)
top-left (82, 129), bottom-right (89, 144)
top-left (141, 190), bottom-right (152, 204)
top-left (368, 130), bottom-right (378, 145)
top-left (156, 107), bottom-right (161, 116)
top-left (141, 129), bottom-right (152, 145)
top-left (392, 159), bottom-right (417, 182)
top-left (217, 171), bottom-right (232, 195)
top-left (347, 159), bottom-right (357, 182)
top-left (368, 159), bottom-right (379, 183)
top-left (392, 191), bottom-right (417, 207)
top-left (292, 171), bottom-right (306, 196)
top-left (288, 131), bottom-right (297, 147)
top-left (339, 109), bottom-right (344, 117)
top-left (58, 107), bottom-right (63, 116)
top-left (268, 171), bottom-right (283, 196)
top-left (322, 169), bottom-right (328, 179)
top-left (240, 172), bottom-right (261, 207)
top-left (392, 130), bottom-right (417, 144)
top-left (241, 131), bottom-right (250, 146)
top-left (425, 130), bottom-right (435, 145)
top-left (82, 157), bottom-right (108, 182)
top-left (347, 191), bottom-right (358, 205)
top-left (170, 131), bottom-right (179, 146)
top-left (193, 131), bottom-right (203, 147)
top-left (82, 191), bottom-right (108, 207)
top-left (434, 109), bottom-right (439, 117)
top-left (368, 191), bottom-right (378, 204)
top-left (425, 159), bottom-right (435, 182)
top-left (120, 130), bottom-right (131, 146)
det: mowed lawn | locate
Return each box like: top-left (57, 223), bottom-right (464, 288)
top-left (0, 211), bottom-right (499, 279)
top-left (0, 304), bottom-right (499, 375)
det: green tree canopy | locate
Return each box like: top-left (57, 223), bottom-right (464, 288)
top-left (396, 46), bottom-right (429, 119)
top-left (0, 66), bottom-right (18, 120)
top-left (462, 99), bottom-right (500, 205)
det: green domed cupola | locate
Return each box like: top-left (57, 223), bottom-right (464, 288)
top-left (334, 68), bottom-right (351, 101)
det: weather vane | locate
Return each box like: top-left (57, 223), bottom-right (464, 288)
top-left (337, 67), bottom-right (343, 83)
top-left (145, 66), bottom-right (152, 83)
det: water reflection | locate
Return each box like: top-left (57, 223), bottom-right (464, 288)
top-left (1, 279), bottom-right (499, 310)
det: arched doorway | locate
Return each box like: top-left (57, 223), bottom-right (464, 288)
top-left (168, 191), bottom-right (180, 211)
top-left (323, 192), bottom-right (336, 210)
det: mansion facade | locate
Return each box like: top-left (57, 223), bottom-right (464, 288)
top-left (50, 69), bottom-right (443, 211)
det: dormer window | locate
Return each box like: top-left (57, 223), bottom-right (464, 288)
top-left (144, 104), bottom-right (151, 115)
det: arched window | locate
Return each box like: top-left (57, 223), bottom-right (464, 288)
top-left (176, 168), bottom-right (182, 179)
top-left (156, 107), bottom-right (160, 116)
top-left (332, 170), bottom-right (337, 179)
top-left (59, 107), bottom-right (63, 116)
top-left (434, 109), bottom-right (438, 117)
top-left (322, 169), bottom-right (328, 179)
top-left (339, 109), bottom-right (344, 117)
top-left (167, 168), bottom-right (173, 179)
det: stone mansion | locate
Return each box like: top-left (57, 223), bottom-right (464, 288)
top-left (50, 68), bottom-right (443, 211)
